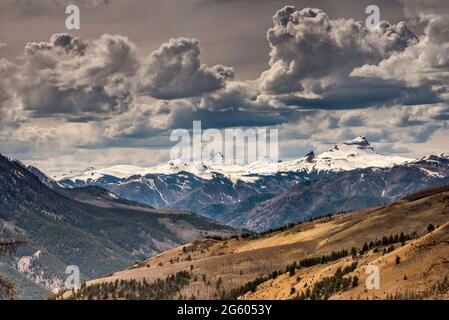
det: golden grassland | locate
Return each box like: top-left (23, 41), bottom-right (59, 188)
top-left (63, 186), bottom-right (449, 300)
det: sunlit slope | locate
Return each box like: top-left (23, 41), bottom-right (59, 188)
top-left (71, 185), bottom-right (449, 300)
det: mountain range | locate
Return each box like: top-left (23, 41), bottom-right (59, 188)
top-left (3, 135), bottom-right (449, 299)
top-left (57, 137), bottom-right (449, 231)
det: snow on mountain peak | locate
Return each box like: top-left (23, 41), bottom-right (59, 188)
top-left (57, 136), bottom-right (413, 183)
top-left (343, 136), bottom-right (374, 151)
top-left (277, 136), bottom-right (411, 174)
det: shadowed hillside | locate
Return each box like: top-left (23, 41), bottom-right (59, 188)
top-left (0, 154), bottom-right (236, 299)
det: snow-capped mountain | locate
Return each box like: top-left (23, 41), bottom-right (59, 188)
top-left (257, 136), bottom-right (412, 174)
top-left (52, 136), bottom-right (449, 230)
top-left (58, 136), bottom-right (411, 185)
top-left (230, 160), bottom-right (449, 232)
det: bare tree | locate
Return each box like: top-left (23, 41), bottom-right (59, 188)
top-left (0, 240), bottom-right (26, 300)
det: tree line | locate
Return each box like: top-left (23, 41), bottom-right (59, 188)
top-left (226, 228), bottom-right (420, 300)
top-left (63, 270), bottom-right (192, 300)
top-left (294, 262), bottom-right (359, 300)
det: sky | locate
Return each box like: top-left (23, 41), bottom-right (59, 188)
top-left (0, 0), bottom-right (448, 176)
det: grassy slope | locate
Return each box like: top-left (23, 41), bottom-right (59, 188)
top-left (76, 185), bottom-right (449, 300)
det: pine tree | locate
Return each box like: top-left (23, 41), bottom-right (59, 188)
top-left (0, 239), bottom-right (26, 300)
top-left (352, 276), bottom-right (359, 288)
top-left (361, 242), bottom-right (369, 253)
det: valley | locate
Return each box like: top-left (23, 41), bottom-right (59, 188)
top-left (0, 154), bottom-right (236, 299)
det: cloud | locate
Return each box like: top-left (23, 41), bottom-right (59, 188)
top-left (0, 59), bottom-right (11, 103)
top-left (352, 18), bottom-right (449, 88)
top-left (350, 1), bottom-right (449, 102)
top-left (2, 3), bottom-right (449, 174)
top-left (259, 6), bottom-right (418, 97)
top-left (11, 33), bottom-right (139, 119)
top-left (0, 58), bottom-right (25, 128)
top-left (197, 80), bottom-right (260, 111)
top-left (278, 103), bottom-right (448, 155)
top-left (338, 112), bottom-right (365, 127)
top-left (401, 0), bottom-right (449, 21)
top-left (137, 37), bottom-right (234, 100)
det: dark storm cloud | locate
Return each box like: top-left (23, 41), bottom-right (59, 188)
top-left (169, 109), bottom-right (292, 130)
top-left (434, 114), bottom-right (449, 121)
top-left (278, 79), bottom-right (440, 109)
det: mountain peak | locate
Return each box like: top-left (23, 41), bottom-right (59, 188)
top-left (305, 151), bottom-right (315, 162)
top-left (343, 136), bottom-right (374, 151)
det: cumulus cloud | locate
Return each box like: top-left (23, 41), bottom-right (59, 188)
top-left (11, 33), bottom-right (139, 119)
top-left (137, 37), bottom-right (234, 100)
top-left (259, 6), bottom-right (418, 97)
top-left (197, 80), bottom-right (259, 111)
top-left (352, 17), bottom-right (449, 89)
top-left (351, 0), bottom-right (449, 102)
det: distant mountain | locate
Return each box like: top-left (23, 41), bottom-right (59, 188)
top-left (0, 154), bottom-right (236, 299)
top-left (54, 137), bottom-right (449, 231)
top-left (274, 136), bottom-right (411, 173)
top-left (229, 156), bottom-right (449, 231)
top-left (58, 136), bottom-right (410, 185)
top-left (56, 137), bottom-right (411, 212)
